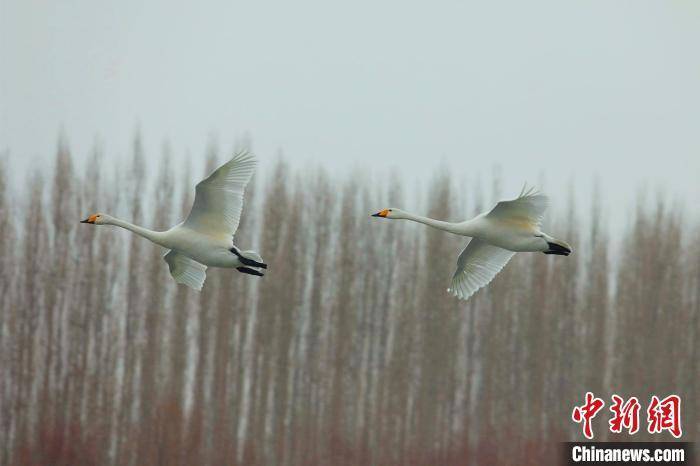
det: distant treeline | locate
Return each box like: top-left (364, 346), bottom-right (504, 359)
top-left (0, 136), bottom-right (697, 466)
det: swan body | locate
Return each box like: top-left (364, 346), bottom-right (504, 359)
top-left (372, 185), bottom-right (571, 301)
top-left (81, 150), bottom-right (266, 291)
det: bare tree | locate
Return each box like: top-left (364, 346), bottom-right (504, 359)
top-left (2, 139), bottom-right (698, 465)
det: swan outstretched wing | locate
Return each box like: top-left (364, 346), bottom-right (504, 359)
top-left (486, 184), bottom-right (549, 228)
top-left (164, 250), bottom-right (208, 291)
top-left (183, 150), bottom-right (257, 237)
top-left (448, 239), bottom-right (515, 300)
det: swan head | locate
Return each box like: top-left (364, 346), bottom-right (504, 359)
top-left (80, 213), bottom-right (110, 225)
top-left (371, 208), bottom-right (405, 219)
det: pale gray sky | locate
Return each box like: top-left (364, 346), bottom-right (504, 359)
top-left (2, 0), bottom-right (699, 223)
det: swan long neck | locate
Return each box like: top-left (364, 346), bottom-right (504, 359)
top-left (401, 211), bottom-right (466, 235)
top-left (108, 217), bottom-right (166, 245)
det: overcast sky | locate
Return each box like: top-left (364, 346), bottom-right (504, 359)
top-left (2, 0), bottom-right (699, 225)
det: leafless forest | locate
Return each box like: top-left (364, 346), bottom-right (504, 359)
top-left (0, 137), bottom-right (698, 466)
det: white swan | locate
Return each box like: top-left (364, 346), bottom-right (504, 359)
top-left (80, 150), bottom-right (266, 291)
top-left (372, 185), bottom-right (571, 301)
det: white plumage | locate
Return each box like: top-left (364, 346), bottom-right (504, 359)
top-left (372, 185), bottom-right (571, 301)
top-left (184, 151), bottom-right (258, 237)
top-left (80, 150), bottom-right (266, 291)
top-left (163, 250), bottom-right (209, 291)
top-left (449, 239), bottom-right (515, 301)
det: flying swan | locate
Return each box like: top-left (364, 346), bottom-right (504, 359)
top-left (80, 150), bottom-right (266, 291)
top-left (372, 185), bottom-right (571, 301)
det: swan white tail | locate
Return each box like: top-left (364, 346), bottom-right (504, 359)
top-left (241, 250), bottom-right (264, 264)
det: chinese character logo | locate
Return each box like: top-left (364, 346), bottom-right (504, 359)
top-left (608, 394), bottom-right (640, 435)
top-left (647, 395), bottom-right (682, 438)
top-left (572, 392), bottom-right (605, 439)
top-left (572, 393), bottom-right (682, 439)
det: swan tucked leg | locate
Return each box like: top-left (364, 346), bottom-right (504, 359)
top-left (541, 235), bottom-right (572, 256)
top-left (230, 246), bottom-right (267, 269)
top-left (237, 266), bottom-right (264, 276)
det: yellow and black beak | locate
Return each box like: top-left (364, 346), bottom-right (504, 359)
top-left (371, 209), bottom-right (389, 218)
top-left (80, 214), bottom-right (97, 224)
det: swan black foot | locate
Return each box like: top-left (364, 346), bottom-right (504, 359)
top-left (230, 247), bottom-right (268, 269)
top-left (237, 266), bottom-right (264, 277)
top-left (244, 259), bottom-right (268, 269)
top-left (543, 242), bottom-right (571, 256)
